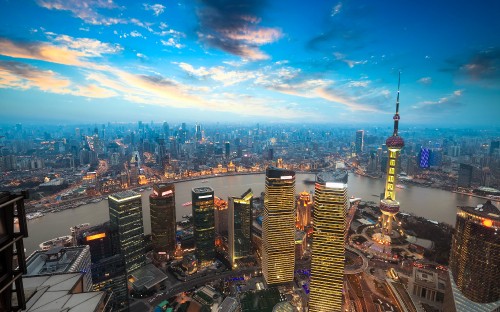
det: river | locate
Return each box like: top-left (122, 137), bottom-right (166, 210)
top-left (23, 173), bottom-right (491, 255)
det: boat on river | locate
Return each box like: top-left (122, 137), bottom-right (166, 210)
top-left (39, 235), bottom-right (72, 251)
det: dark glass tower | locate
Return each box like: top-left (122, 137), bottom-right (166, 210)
top-left (150, 183), bottom-right (176, 260)
top-left (192, 187), bottom-right (215, 265)
top-left (228, 189), bottom-right (253, 266)
top-left (448, 200), bottom-right (500, 304)
top-left (108, 190), bottom-right (146, 274)
top-left (77, 222), bottom-right (128, 312)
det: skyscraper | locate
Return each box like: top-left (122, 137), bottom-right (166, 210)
top-left (262, 167), bottom-right (296, 285)
top-left (457, 163), bottom-right (473, 188)
top-left (296, 191), bottom-right (312, 230)
top-left (355, 130), bottom-right (364, 155)
top-left (109, 190), bottom-right (146, 274)
top-left (228, 189), bottom-right (253, 267)
top-left (445, 200), bottom-right (500, 310)
top-left (309, 171), bottom-right (348, 311)
top-left (192, 187), bottom-right (215, 265)
top-left (77, 222), bottom-right (128, 311)
top-left (378, 74), bottom-right (405, 240)
top-left (150, 183), bottom-right (176, 260)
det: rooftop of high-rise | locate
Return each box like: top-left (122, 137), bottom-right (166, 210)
top-left (316, 171), bottom-right (348, 185)
top-left (109, 190), bottom-right (141, 201)
top-left (25, 246), bottom-right (90, 276)
top-left (458, 200), bottom-right (500, 222)
top-left (192, 186), bottom-right (214, 194)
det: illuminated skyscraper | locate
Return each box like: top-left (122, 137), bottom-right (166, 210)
top-left (109, 190), bottom-right (146, 274)
top-left (228, 189), bottom-right (253, 267)
top-left (355, 130), bottom-right (364, 155)
top-left (444, 200), bottom-right (500, 311)
top-left (262, 167), bottom-right (295, 285)
top-left (150, 183), bottom-right (176, 260)
top-left (309, 171), bottom-right (348, 311)
top-left (192, 187), bottom-right (215, 265)
top-left (378, 74), bottom-right (405, 239)
top-left (296, 191), bottom-right (312, 230)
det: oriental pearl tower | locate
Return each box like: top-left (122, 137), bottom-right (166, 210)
top-left (378, 73), bottom-right (404, 242)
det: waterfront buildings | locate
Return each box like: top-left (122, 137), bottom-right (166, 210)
top-left (0, 191), bottom-right (28, 311)
top-left (77, 222), bottom-right (128, 311)
top-left (150, 183), bottom-right (176, 260)
top-left (108, 190), bottom-right (146, 274)
top-left (228, 189), bottom-right (253, 266)
top-left (378, 75), bottom-right (405, 239)
top-left (25, 246), bottom-right (93, 292)
top-left (262, 167), bottom-right (296, 285)
top-left (355, 130), bottom-right (364, 155)
top-left (308, 171), bottom-right (348, 311)
top-left (192, 187), bottom-right (216, 265)
top-left (445, 200), bottom-right (500, 311)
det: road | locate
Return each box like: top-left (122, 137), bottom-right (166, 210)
top-left (130, 266), bottom-right (260, 312)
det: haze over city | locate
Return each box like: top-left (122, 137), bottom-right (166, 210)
top-left (0, 0), bottom-right (499, 125)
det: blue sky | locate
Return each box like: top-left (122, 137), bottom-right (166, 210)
top-left (0, 0), bottom-right (498, 125)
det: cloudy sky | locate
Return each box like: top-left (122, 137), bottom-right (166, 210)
top-left (0, 0), bottom-right (498, 125)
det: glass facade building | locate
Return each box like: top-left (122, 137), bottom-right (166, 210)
top-left (228, 189), bottom-right (253, 266)
top-left (449, 200), bottom-right (500, 304)
top-left (77, 222), bottom-right (128, 312)
top-left (108, 190), bottom-right (145, 274)
top-left (262, 167), bottom-right (296, 285)
top-left (150, 183), bottom-right (176, 259)
top-left (192, 187), bottom-right (215, 265)
top-left (309, 171), bottom-right (348, 311)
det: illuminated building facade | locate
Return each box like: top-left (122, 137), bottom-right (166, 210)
top-left (309, 171), bottom-right (348, 311)
top-left (379, 74), bottom-right (404, 238)
top-left (150, 183), bottom-right (176, 260)
top-left (77, 222), bottom-right (128, 312)
top-left (296, 191), bottom-right (312, 230)
top-left (262, 167), bottom-right (296, 285)
top-left (109, 190), bottom-right (146, 273)
top-left (214, 196), bottom-right (228, 235)
top-left (448, 200), bottom-right (500, 306)
top-left (419, 147), bottom-right (430, 168)
top-left (228, 189), bottom-right (253, 266)
top-left (192, 187), bottom-right (215, 265)
top-left (355, 130), bottom-right (364, 155)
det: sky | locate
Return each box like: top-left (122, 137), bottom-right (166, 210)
top-left (0, 0), bottom-right (499, 126)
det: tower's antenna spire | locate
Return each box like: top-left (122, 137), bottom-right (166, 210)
top-left (393, 72), bottom-right (401, 136)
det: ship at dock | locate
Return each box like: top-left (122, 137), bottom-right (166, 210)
top-left (39, 235), bottom-right (73, 251)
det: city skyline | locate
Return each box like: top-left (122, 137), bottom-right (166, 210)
top-left (0, 0), bottom-right (499, 125)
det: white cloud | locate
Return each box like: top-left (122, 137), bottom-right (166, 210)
top-left (331, 2), bottom-right (342, 16)
top-left (130, 31), bottom-right (143, 38)
top-left (143, 3), bottom-right (165, 16)
top-left (161, 38), bottom-right (184, 49)
top-left (418, 77), bottom-right (432, 85)
top-left (50, 34), bottom-right (123, 57)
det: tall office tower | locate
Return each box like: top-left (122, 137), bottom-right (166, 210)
top-left (490, 141), bottom-right (500, 156)
top-left (378, 74), bottom-right (404, 238)
top-left (225, 142), bottom-right (230, 159)
top-left (214, 200), bottom-right (228, 236)
top-left (262, 167), bottom-right (296, 285)
top-left (457, 163), bottom-right (474, 188)
top-left (25, 246), bottom-right (93, 291)
top-left (163, 121), bottom-right (170, 138)
top-left (192, 187), bottom-right (215, 265)
top-left (109, 191), bottom-right (146, 273)
top-left (228, 189), bottom-right (253, 267)
top-left (355, 130), bottom-right (364, 155)
top-left (296, 191), bottom-right (312, 230)
top-left (150, 183), bottom-right (176, 260)
top-left (444, 200), bottom-right (500, 311)
top-left (77, 222), bottom-right (129, 311)
top-left (419, 147), bottom-right (430, 168)
top-left (195, 123), bottom-right (202, 142)
top-left (309, 171), bottom-right (348, 311)
top-left (129, 153), bottom-right (139, 187)
top-left (0, 191), bottom-right (28, 311)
